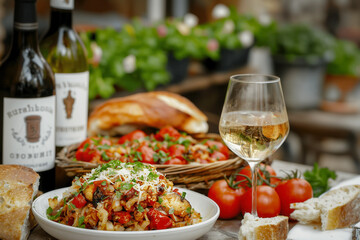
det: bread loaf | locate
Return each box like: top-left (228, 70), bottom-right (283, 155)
top-left (0, 165), bottom-right (40, 240)
top-left (238, 213), bottom-right (289, 240)
top-left (88, 91), bottom-right (209, 136)
top-left (290, 184), bottom-right (360, 231)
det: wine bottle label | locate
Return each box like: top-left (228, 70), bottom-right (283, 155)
top-left (50, 0), bottom-right (74, 10)
top-left (2, 96), bottom-right (56, 172)
top-left (55, 71), bottom-right (89, 147)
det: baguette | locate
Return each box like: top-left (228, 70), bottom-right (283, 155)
top-left (290, 184), bottom-right (360, 231)
top-left (238, 213), bottom-right (289, 240)
top-left (0, 165), bottom-right (40, 240)
top-left (87, 91), bottom-right (209, 136)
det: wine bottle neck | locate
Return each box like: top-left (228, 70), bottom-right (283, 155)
top-left (49, 8), bottom-right (73, 29)
top-left (12, 28), bottom-right (40, 51)
top-left (12, 0), bottom-right (39, 51)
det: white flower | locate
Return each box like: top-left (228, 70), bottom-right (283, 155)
top-left (223, 20), bottom-right (235, 34)
top-left (123, 55), bottom-right (136, 73)
top-left (258, 14), bottom-right (272, 26)
top-left (212, 4), bottom-right (230, 19)
top-left (90, 42), bottom-right (102, 66)
top-left (184, 13), bottom-right (198, 28)
top-left (238, 31), bottom-right (254, 48)
top-left (177, 22), bottom-right (190, 35)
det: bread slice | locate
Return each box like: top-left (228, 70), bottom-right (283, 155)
top-left (290, 184), bottom-right (360, 230)
top-left (87, 91), bottom-right (209, 136)
top-left (238, 213), bottom-right (289, 240)
top-left (0, 165), bottom-right (40, 240)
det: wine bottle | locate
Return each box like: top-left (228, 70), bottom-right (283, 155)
top-left (41, 0), bottom-right (89, 151)
top-left (0, 0), bottom-right (56, 192)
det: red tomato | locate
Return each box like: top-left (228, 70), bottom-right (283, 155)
top-left (75, 148), bottom-right (98, 162)
top-left (113, 211), bottom-right (132, 224)
top-left (208, 179), bottom-right (245, 219)
top-left (204, 140), bottom-right (230, 159)
top-left (137, 145), bottom-right (155, 164)
top-left (71, 194), bottom-right (87, 208)
top-left (155, 126), bottom-right (181, 141)
top-left (118, 130), bottom-right (146, 144)
top-left (275, 178), bottom-right (313, 217)
top-left (147, 208), bottom-right (174, 230)
top-left (241, 185), bottom-right (281, 218)
top-left (165, 158), bottom-right (187, 165)
top-left (235, 165), bottom-right (253, 188)
top-left (168, 144), bottom-right (186, 158)
top-left (210, 151), bottom-right (227, 161)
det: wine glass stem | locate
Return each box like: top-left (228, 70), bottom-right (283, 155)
top-left (249, 161), bottom-right (259, 217)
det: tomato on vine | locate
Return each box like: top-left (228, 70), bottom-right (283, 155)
top-left (275, 173), bottom-right (313, 217)
top-left (208, 178), bottom-right (245, 219)
top-left (241, 185), bottom-right (281, 218)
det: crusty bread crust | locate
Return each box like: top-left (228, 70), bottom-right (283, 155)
top-left (87, 91), bottom-right (209, 136)
top-left (239, 213), bottom-right (288, 240)
top-left (254, 217), bottom-right (288, 240)
top-left (291, 185), bottom-right (360, 231)
top-left (0, 165), bottom-right (40, 240)
top-left (322, 185), bottom-right (360, 230)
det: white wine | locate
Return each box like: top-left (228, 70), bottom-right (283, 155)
top-left (0, 0), bottom-right (56, 192)
top-left (219, 111), bottom-right (289, 161)
top-left (41, 0), bottom-right (89, 149)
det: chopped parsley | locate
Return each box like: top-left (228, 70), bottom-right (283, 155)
top-left (137, 205), bottom-right (144, 212)
top-left (147, 171), bottom-right (159, 181)
top-left (78, 216), bottom-right (85, 228)
top-left (169, 208), bottom-right (175, 214)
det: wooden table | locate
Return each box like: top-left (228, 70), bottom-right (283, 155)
top-left (29, 160), bottom-right (358, 240)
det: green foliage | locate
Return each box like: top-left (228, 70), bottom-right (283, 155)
top-left (303, 163), bottom-right (337, 197)
top-left (326, 39), bottom-right (360, 77)
top-left (268, 24), bottom-right (334, 64)
top-left (81, 20), bottom-right (170, 99)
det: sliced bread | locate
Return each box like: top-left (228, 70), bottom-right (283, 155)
top-left (0, 165), bottom-right (40, 240)
top-left (290, 184), bottom-right (360, 230)
top-left (238, 213), bottom-right (289, 240)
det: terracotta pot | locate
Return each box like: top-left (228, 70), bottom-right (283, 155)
top-left (321, 74), bottom-right (360, 114)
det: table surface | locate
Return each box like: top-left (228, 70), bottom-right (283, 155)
top-left (29, 160), bottom-right (358, 240)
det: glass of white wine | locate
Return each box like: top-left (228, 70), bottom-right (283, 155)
top-left (219, 74), bottom-right (289, 216)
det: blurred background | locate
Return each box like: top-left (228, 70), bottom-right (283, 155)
top-left (1, 0), bottom-right (360, 173)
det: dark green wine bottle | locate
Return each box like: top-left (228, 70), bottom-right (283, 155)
top-left (0, 0), bottom-right (56, 192)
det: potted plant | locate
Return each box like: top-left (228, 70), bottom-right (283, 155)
top-left (202, 7), bottom-right (255, 72)
top-left (268, 24), bottom-right (334, 110)
top-left (321, 39), bottom-right (360, 113)
top-left (80, 20), bottom-right (170, 100)
top-left (156, 15), bottom-right (218, 84)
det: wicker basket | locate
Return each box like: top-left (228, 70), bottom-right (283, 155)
top-left (56, 133), bottom-right (246, 190)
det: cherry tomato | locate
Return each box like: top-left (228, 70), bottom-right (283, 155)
top-left (113, 211), bottom-right (132, 224)
top-left (147, 208), bottom-right (174, 230)
top-left (155, 126), bottom-right (181, 141)
top-left (71, 194), bottom-right (87, 208)
top-left (204, 140), bottom-right (230, 159)
top-left (165, 158), bottom-right (187, 165)
top-left (208, 179), bottom-right (245, 219)
top-left (275, 178), bottom-right (313, 217)
top-left (241, 185), bottom-right (281, 218)
top-left (137, 145), bottom-right (155, 164)
top-left (210, 151), bottom-right (227, 161)
top-left (168, 144), bottom-right (186, 159)
top-left (118, 130), bottom-right (146, 144)
top-left (75, 148), bottom-right (98, 162)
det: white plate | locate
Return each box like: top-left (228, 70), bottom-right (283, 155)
top-left (287, 176), bottom-right (360, 240)
top-left (32, 187), bottom-right (219, 240)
